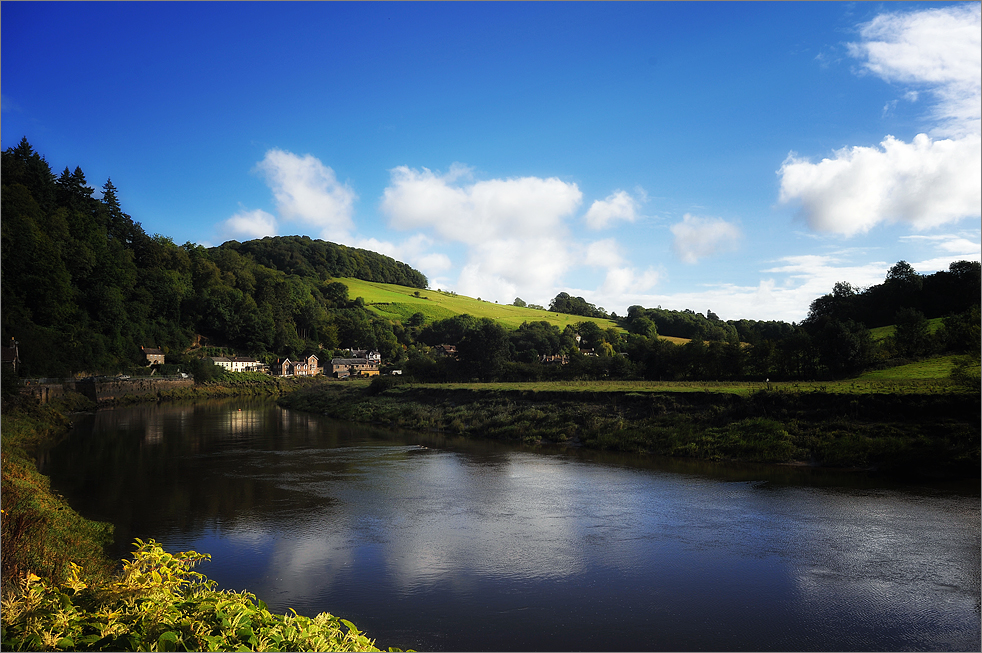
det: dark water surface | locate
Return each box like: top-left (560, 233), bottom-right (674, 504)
top-left (45, 398), bottom-right (980, 651)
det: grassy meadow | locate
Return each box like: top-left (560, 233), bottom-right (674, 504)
top-left (339, 277), bottom-right (627, 332)
top-left (329, 354), bottom-right (965, 397)
top-left (869, 316), bottom-right (945, 342)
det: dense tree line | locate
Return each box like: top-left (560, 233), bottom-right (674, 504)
top-left (219, 235), bottom-right (426, 289)
top-left (3, 140), bottom-right (977, 383)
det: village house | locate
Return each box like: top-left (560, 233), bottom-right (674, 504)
top-left (330, 357), bottom-right (380, 379)
top-left (540, 354), bottom-right (568, 365)
top-left (142, 347), bottom-right (165, 365)
top-left (271, 354), bottom-right (320, 377)
top-left (210, 356), bottom-right (232, 369)
top-left (349, 349), bottom-right (382, 362)
top-left (210, 356), bottom-right (263, 373)
top-left (434, 344), bottom-right (458, 358)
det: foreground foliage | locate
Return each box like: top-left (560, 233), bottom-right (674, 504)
top-left (0, 396), bottom-right (115, 587)
top-left (1, 540), bottom-right (388, 652)
top-left (1, 393), bottom-right (399, 652)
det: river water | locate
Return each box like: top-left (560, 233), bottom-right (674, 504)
top-left (44, 398), bottom-right (980, 651)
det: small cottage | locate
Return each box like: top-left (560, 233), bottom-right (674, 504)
top-left (143, 347), bottom-right (165, 365)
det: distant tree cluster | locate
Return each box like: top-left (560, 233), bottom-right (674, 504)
top-left (548, 292), bottom-right (607, 318)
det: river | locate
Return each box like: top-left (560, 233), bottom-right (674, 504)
top-left (44, 398), bottom-right (980, 651)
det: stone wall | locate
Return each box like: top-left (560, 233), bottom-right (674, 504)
top-left (73, 378), bottom-right (194, 403)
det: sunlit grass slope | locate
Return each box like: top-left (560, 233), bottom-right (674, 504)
top-left (855, 355), bottom-right (958, 381)
top-left (339, 277), bottom-right (625, 332)
top-left (869, 317), bottom-right (944, 342)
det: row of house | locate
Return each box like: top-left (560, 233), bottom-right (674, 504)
top-left (205, 350), bottom-right (382, 379)
top-left (138, 345), bottom-right (384, 379)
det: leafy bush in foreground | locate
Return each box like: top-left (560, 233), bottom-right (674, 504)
top-left (1, 539), bottom-right (391, 652)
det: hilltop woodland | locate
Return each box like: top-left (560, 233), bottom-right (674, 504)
top-left (2, 138), bottom-right (980, 386)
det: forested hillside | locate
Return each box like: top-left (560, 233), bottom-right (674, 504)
top-left (2, 139), bottom-right (978, 383)
top-left (218, 236), bottom-right (426, 289)
top-left (1, 139), bottom-right (424, 376)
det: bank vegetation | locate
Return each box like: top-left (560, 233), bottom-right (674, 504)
top-left (281, 376), bottom-right (980, 479)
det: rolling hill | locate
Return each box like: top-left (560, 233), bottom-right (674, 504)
top-left (338, 277), bottom-right (629, 333)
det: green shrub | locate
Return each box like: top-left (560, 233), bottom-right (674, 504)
top-left (1, 539), bottom-right (393, 652)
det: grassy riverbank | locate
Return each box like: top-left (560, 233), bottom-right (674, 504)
top-left (0, 385), bottom-right (393, 652)
top-left (280, 377), bottom-right (980, 478)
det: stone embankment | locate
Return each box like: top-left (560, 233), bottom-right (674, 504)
top-left (21, 377), bottom-right (194, 405)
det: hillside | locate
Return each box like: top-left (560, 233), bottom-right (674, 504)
top-left (339, 277), bottom-right (627, 332)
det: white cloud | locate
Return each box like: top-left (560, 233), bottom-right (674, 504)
top-left (847, 4), bottom-right (981, 138)
top-left (669, 214), bottom-right (742, 264)
top-left (900, 233), bottom-right (981, 255)
top-left (381, 164), bottom-right (583, 300)
top-left (779, 134), bottom-right (982, 236)
top-left (780, 5), bottom-right (982, 238)
top-left (353, 234), bottom-right (453, 279)
top-left (599, 267), bottom-right (660, 298)
top-left (900, 233), bottom-right (982, 273)
top-left (583, 189), bottom-right (641, 230)
top-left (382, 165), bottom-right (582, 243)
top-left (255, 149), bottom-right (357, 242)
top-left (599, 253), bottom-right (893, 322)
top-left (584, 239), bottom-right (624, 268)
top-left (219, 208), bottom-right (277, 241)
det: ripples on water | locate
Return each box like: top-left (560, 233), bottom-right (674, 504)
top-left (45, 399), bottom-right (981, 651)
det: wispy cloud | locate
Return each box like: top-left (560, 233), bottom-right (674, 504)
top-left (847, 3), bottom-right (981, 139)
top-left (669, 214), bottom-right (742, 264)
top-left (779, 5), bottom-right (982, 238)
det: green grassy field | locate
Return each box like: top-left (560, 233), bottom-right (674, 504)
top-left (339, 277), bottom-right (626, 332)
top-left (869, 317), bottom-right (944, 342)
top-left (338, 354), bottom-right (966, 396)
top-left (856, 355), bottom-right (957, 380)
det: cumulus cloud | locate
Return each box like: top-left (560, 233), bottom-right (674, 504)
top-left (669, 214), bottom-right (742, 264)
top-left (779, 134), bottom-right (982, 236)
top-left (381, 165), bottom-right (583, 299)
top-left (353, 234), bottom-right (453, 279)
top-left (584, 239), bottom-right (624, 268)
top-left (779, 5), bottom-right (982, 237)
top-left (382, 165), bottom-right (582, 244)
top-left (255, 149), bottom-right (357, 242)
top-left (599, 267), bottom-right (660, 297)
top-left (583, 190), bottom-right (641, 230)
top-left (219, 208), bottom-right (278, 241)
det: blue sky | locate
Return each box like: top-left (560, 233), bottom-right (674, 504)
top-left (3, 2), bottom-right (979, 322)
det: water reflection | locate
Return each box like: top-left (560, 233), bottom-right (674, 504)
top-left (45, 399), bottom-right (980, 652)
